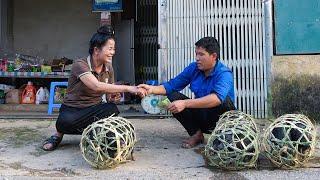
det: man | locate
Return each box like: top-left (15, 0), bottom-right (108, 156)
top-left (139, 37), bottom-right (235, 148)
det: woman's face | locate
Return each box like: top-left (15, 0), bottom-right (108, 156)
top-left (96, 38), bottom-right (115, 63)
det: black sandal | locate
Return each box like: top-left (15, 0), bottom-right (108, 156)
top-left (42, 135), bottom-right (62, 151)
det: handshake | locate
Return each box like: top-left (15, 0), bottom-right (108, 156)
top-left (127, 84), bottom-right (156, 98)
top-left (107, 84), bottom-right (157, 103)
top-left (108, 84), bottom-right (187, 114)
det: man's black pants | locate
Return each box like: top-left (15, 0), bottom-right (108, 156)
top-left (56, 103), bottom-right (120, 134)
top-left (167, 92), bottom-right (236, 136)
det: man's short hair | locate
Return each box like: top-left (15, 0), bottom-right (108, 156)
top-left (195, 37), bottom-right (220, 59)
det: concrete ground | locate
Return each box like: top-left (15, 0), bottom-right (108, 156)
top-left (0, 117), bottom-right (319, 180)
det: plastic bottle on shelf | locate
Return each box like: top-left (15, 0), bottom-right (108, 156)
top-left (43, 87), bottom-right (49, 103)
top-left (36, 87), bottom-right (45, 104)
top-left (21, 81), bottom-right (36, 104)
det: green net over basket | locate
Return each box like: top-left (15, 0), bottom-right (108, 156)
top-left (216, 110), bottom-right (258, 133)
top-left (80, 116), bottom-right (136, 169)
top-left (205, 111), bottom-right (259, 170)
top-left (262, 114), bottom-right (317, 169)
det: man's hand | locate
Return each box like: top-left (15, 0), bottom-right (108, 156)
top-left (137, 84), bottom-right (154, 95)
top-left (167, 100), bottom-right (187, 114)
top-left (137, 84), bottom-right (167, 95)
top-left (107, 93), bottom-right (121, 103)
top-left (127, 86), bottom-right (147, 98)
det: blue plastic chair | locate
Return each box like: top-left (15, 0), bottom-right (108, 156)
top-left (47, 81), bottom-right (68, 115)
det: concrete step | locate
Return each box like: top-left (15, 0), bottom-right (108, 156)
top-left (0, 103), bottom-right (142, 112)
top-left (0, 103), bottom-right (49, 112)
top-left (0, 104), bottom-right (170, 119)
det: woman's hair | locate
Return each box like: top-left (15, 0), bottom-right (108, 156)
top-left (89, 25), bottom-right (115, 55)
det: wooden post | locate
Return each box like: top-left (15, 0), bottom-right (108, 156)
top-left (158, 0), bottom-right (168, 83)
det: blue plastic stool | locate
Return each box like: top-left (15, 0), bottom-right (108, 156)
top-left (48, 81), bottom-right (68, 115)
top-left (146, 80), bottom-right (159, 85)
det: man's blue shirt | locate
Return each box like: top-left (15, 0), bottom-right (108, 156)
top-left (162, 61), bottom-right (235, 103)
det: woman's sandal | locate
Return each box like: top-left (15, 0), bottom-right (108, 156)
top-left (42, 135), bottom-right (62, 151)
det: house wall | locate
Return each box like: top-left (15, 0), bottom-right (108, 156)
top-left (271, 55), bottom-right (320, 121)
top-left (13, 0), bottom-right (100, 60)
top-left (113, 19), bottom-right (135, 84)
top-left (0, 0), bottom-right (13, 53)
top-left (271, 1), bottom-right (320, 121)
top-left (272, 56), bottom-right (320, 77)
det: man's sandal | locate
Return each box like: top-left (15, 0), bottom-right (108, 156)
top-left (42, 135), bottom-right (62, 151)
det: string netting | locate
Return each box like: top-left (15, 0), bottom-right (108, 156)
top-left (216, 110), bottom-right (258, 133)
top-left (205, 111), bottom-right (259, 170)
top-left (262, 114), bottom-right (317, 169)
top-left (80, 116), bottom-right (136, 169)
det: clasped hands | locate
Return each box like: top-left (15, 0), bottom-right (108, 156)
top-left (107, 85), bottom-right (147, 103)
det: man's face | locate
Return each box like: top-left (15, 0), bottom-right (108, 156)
top-left (195, 46), bottom-right (217, 72)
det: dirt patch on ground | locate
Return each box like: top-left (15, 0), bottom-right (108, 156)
top-left (0, 118), bottom-right (319, 179)
top-left (0, 127), bottom-right (45, 148)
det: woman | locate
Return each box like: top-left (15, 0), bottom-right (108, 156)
top-left (42, 25), bottom-right (146, 151)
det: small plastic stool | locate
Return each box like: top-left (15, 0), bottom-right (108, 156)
top-left (146, 80), bottom-right (159, 85)
top-left (48, 81), bottom-right (68, 115)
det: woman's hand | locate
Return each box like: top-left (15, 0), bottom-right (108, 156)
top-left (107, 93), bottom-right (121, 103)
top-left (137, 87), bottom-right (148, 98)
top-left (127, 86), bottom-right (147, 98)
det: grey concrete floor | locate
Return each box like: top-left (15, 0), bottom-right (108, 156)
top-left (0, 118), bottom-right (319, 180)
